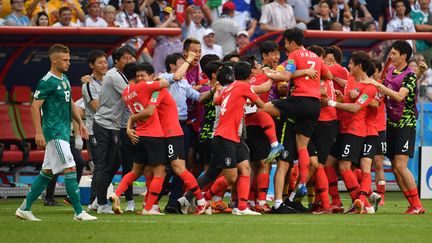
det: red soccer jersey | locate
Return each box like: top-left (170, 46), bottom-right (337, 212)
top-left (365, 91), bottom-right (384, 136)
top-left (214, 81), bottom-right (260, 142)
top-left (319, 79), bottom-right (337, 122)
top-left (376, 97), bottom-right (386, 132)
top-left (285, 47), bottom-right (329, 99)
top-left (339, 81), bottom-right (378, 137)
top-left (122, 81), bottom-right (164, 137)
top-left (328, 63), bottom-right (349, 93)
top-left (149, 88), bottom-right (184, 137)
top-left (249, 73), bottom-right (270, 102)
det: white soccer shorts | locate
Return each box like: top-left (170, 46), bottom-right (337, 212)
top-left (42, 139), bottom-right (76, 174)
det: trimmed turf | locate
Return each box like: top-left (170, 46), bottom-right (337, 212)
top-left (0, 192), bottom-right (430, 243)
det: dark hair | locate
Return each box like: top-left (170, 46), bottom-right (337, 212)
top-left (350, 51), bottom-right (372, 72)
top-left (373, 59), bottom-right (383, 72)
top-left (87, 50), bottom-right (107, 64)
top-left (222, 52), bottom-right (240, 62)
top-left (240, 55), bottom-right (256, 67)
top-left (392, 0), bottom-right (411, 15)
top-left (259, 41), bottom-right (279, 57)
top-left (200, 54), bottom-right (220, 71)
top-left (59, 6), bottom-right (72, 15)
top-left (165, 53), bottom-right (184, 72)
top-left (36, 11), bottom-right (49, 26)
top-left (307, 45), bottom-right (325, 57)
top-left (203, 61), bottom-right (223, 80)
top-left (112, 45), bottom-right (136, 64)
top-left (136, 62), bottom-right (155, 75)
top-left (391, 40), bottom-right (412, 62)
top-left (48, 43), bottom-right (69, 57)
top-left (123, 62), bottom-right (137, 80)
top-left (324, 45), bottom-right (343, 64)
top-left (217, 62), bottom-right (235, 86)
top-left (234, 61), bottom-right (252, 80)
top-left (183, 38), bottom-right (201, 51)
top-left (366, 60), bottom-right (376, 77)
top-left (282, 27), bottom-right (304, 46)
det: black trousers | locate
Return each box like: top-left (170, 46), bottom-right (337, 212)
top-left (118, 128), bottom-right (134, 201)
top-left (92, 121), bottom-right (121, 205)
top-left (45, 139), bottom-right (85, 200)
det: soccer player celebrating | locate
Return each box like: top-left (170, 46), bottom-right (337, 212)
top-left (203, 61), bottom-right (265, 215)
top-left (263, 27), bottom-right (333, 201)
top-left (15, 44), bottom-right (96, 221)
top-left (110, 63), bottom-right (169, 215)
top-left (365, 40), bottom-right (425, 214)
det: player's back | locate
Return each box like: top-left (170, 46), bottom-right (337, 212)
top-left (151, 88), bottom-right (184, 137)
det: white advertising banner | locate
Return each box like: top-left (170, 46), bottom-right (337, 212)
top-left (420, 146), bottom-right (432, 199)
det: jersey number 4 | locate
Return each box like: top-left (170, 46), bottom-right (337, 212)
top-left (220, 94), bottom-right (231, 116)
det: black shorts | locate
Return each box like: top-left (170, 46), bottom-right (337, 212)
top-left (197, 139), bottom-right (212, 165)
top-left (329, 133), bottom-right (364, 165)
top-left (166, 136), bottom-right (185, 161)
top-left (272, 96), bottom-right (321, 138)
top-left (386, 126), bottom-right (416, 159)
top-left (376, 131), bottom-right (387, 156)
top-left (188, 124), bottom-right (199, 148)
top-left (276, 120), bottom-right (297, 163)
top-left (213, 136), bottom-right (250, 169)
top-left (246, 126), bottom-right (271, 161)
top-left (133, 137), bottom-right (167, 166)
top-left (311, 120), bottom-right (338, 164)
top-left (360, 135), bottom-right (378, 160)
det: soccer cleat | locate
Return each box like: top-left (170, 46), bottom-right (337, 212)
top-left (125, 200), bottom-right (135, 212)
top-left (309, 201), bottom-right (321, 212)
top-left (232, 208), bottom-right (261, 215)
top-left (285, 200), bottom-right (309, 213)
top-left (63, 197), bottom-right (72, 206)
top-left (164, 202), bottom-right (182, 214)
top-left (254, 203), bottom-right (272, 214)
top-left (365, 206), bottom-right (375, 214)
top-left (265, 144), bottom-right (284, 163)
top-left (195, 200), bottom-right (211, 215)
top-left (404, 207), bottom-right (426, 215)
top-left (142, 208), bottom-right (165, 215)
top-left (271, 204), bottom-right (297, 214)
top-left (109, 194), bottom-right (122, 214)
top-left (43, 199), bottom-right (61, 206)
top-left (211, 200), bottom-right (232, 214)
top-left (177, 196), bottom-right (190, 215)
top-left (368, 192), bottom-right (382, 213)
top-left (97, 204), bottom-right (115, 214)
top-left (330, 202), bottom-right (344, 213)
top-left (312, 206), bottom-right (333, 215)
top-left (353, 199), bottom-right (365, 214)
top-left (293, 184), bottom-right (307, 202)
top-left (15, 208), bottom-right (41, 221)
top-left (88, 199), bottom-right (99, 211)
top-left (74, 211), bottom-right (97, 221)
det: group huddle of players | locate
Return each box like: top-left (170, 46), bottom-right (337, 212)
top-left (110, 27), bottom-right (425, 216)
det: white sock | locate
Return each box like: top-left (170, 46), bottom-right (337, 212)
top-left (152, 204), bottom-right (159, 210)
top-left (377, 180), bottom-right (386, 185)
top-left (271, 142), bottom-right (279, 148)
top-left (197, 198), bottom-right (205, 206)
top-left (288, 191), bottom-right (296, 202)
top-left (258, 200), bottom-right (266, 206)
top-left (212, 196), bottom-right (223, 202)
top-left (274, 199), bottom-right (283, 209)
top-left (248, 200), bottom-right (256, 207)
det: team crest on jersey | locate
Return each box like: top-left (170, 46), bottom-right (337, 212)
top-left (62, 81), bottom-right (67, 90)
top-left (281, 150), bottom-right (289, 159)
top-left (151, 91), bottom-right (159, 103)
top-left (225, 157), bottom-right (232, 166)
top-left (358, 94), bottom-right (369, 104)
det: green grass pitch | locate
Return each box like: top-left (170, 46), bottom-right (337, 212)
top-left (0, 192), bottom-right (431, 243)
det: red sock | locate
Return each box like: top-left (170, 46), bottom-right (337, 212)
top-left (354, 168), bottom-right (362, 184)
top-left (408, 188), bottom-right (422, 208)
top-left (179, 170), bottom-right (203, 200)
top-left (315, 167), bottom-right (330, 209)
top-left (297, 148), bottom-right (310, 184)
top-left (115, 171), bottom-right (139, 197)
top-left (339, 170), bottom-right (359, 201)
top-left (257, 173), bottom-right (269, 201)
top-left (403, 190), bottom-right (412, 206)
top-left (358, 172), bottom-right (372, 204)
top-left (376, 183), bottom-right (385, 198)
top-left (324, 166), bottom-right (340, 204)
top-left (311, 175), bottom-right (321, 203)
top-left (201, 182), bottom-right (212, 192)
top-left (204, 176), bottom-right (229, 200)
top-left (289, 164), bottom-right (299, 192)
top-left (249, 175), bottom-right (257, 201)
top-left (237, 175), bottom-right (251, 211)
top-left (144, 176), bottom-right (163, 211)
top-left (144, 176), bottom-right (153, 202)
top-left (260, 112), bottom-right (278, 144)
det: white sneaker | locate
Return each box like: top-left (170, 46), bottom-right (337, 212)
top-left (365, 206), bottom-right (375, 214)
top-left (97, 204), bottom-right (114, 214)
top-left (368, 192), bottom-right (382, 212)
top-left (187, 198), bottom-right (197, 214)
top-left (177, 196), bottom-right (190, 215)
top-left (142, 208), bottom-right (165, 215)
top-left (108, 194), bottom-right (122, 214)
top-left (74, 211), bottom-right (98, 221)
top-left (125, 200), bottom-right (135, 212)
top-left (87, 199), bottom-right (98, 211)
top-left (232, 208), bottom-right (261, 216)
top-left (15, 208), bottom-right (41, 221)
